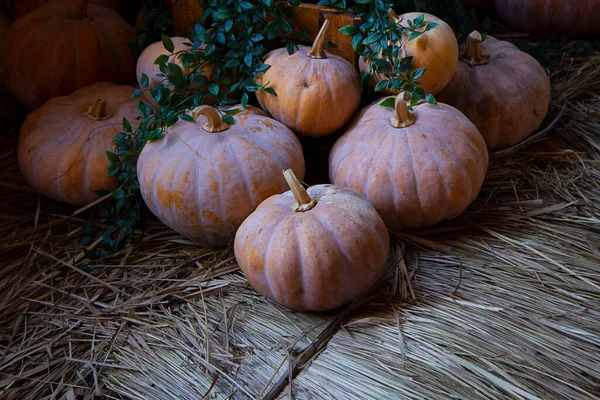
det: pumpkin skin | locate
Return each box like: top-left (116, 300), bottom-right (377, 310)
top-left (495, 0), bottom-right (600, 36)
top-left (436, 32), bottom-right (550, 150)
top-left (169, 0), bottom-right (204, 37)
top-left (359, 11), bottom-right (459, 96)
top-left (136, 36), bottom-right (214, 108)
top-left (17, 82), bottom-right (139, 206)
top-left (2, 0), bottom-right (136, 110)
top-left (329, 92), bottom-right (489, 232)
top-left (137, 105), bottom-right (306, 246)
top-left (255, 20), bottom-right (361, 137)
top-left (234, 169), bottom-right (390, 312)
top-left (10, 0), bottom-right (123, 18)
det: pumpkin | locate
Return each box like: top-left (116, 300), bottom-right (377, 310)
top-left (234, 169), bottom-right (390, 311)
top-left (495, 0), bottom-right (600, 36)
top-left (136, 36), bottom-right (214, 108)
top-left (255, 20), bottom-right (361, 137)
top-left (359, 11), bottom-right (459, 96)
top-left (0, 12), bottom-right (9, 93)
top-left (436, 31), bottom-right (550, 150)
top-left (17, 82), bottom-right (139, 206)
top-left (9, 0), bottom-right (123, 18)
top-left (169, 0), bottom-right (204, 37)
top-left (137, 105), bottom-right (306, 246)
top-left (329, 92), bottom-right (489, 232)
top-left (2, 0), bottom-right (136, 110)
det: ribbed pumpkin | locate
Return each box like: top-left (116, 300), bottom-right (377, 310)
top-left (234, 169), bottom-right (390, 311)
top-left (169, 0), bottom-right (204, 37)
top-left (136, 36), bottom-right (214, 108)
top-left (137, 105), bottom-right (306, 246)
top-left (2, 0), bottom-right (136, 109)
top-left (18, 82), bottom-right (139, 206)
top-left (255, 20), bottom-right (361, 137)
top-left (495, 0), bottom-right (600, 36)
top-left (359, 11), bottom-right (459, 96)
top-left (9, 0), bottom-right (123, 18)
top-left (436, 31), bottom-right (550, 149)
top-left (329, 92), bottom-right (489, 232)
top-left (0, 12), bottom-right (9, 93)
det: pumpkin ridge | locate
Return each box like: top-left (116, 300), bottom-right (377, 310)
top-left (403, 124), bottom-right (426, 222)
top-left (238, 133), bottom-right (287, 192)
top-left (362, 127), bottom-right (392, 200)
top-left (225, 138), bottom-right (255, 211)
top-left (292, 216), bottom-right (311, 308)
top-left (262, 216), bottom-right (294, 301)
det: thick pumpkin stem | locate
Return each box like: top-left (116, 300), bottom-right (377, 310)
top-left (191, 105), bottom-right (229, 133)
top-left (283, 169), bottom-right (316, 212)
top-left (71, 0), bottom-right (90, 20)
top-left (462, 31), bottom-right (490, 66)
top-left (390, 92), bottom-right (416, 128)
top-left (85, 98), bottom-right (112, 121)
top-left (307, 20), bottom-right (330, 59)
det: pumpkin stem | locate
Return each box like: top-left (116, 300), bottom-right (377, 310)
top-left (191, 105), bottom-right (229, 133)
top-left (85, 97), bottom-right (112, 121)
top-left (388, 8), bottom-right (402, 23)
top-left (389, 92), bottom-right (416, 128)
top-left (307, 19), bottom-right (330, 59)
top-left (71, 0), bottom-right (90, 19)
top-left (283, 169), bottom-right (316, 212)
top-left (462, 31), bottom-right (490, 66)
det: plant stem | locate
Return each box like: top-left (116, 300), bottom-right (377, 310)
top-left (307, 19), bottom-right (330, 59)
top-left (389, 92), bottom-right (416, 128)
top-left (85, 98), bottom-right (112, 120)
top-left (191, 106), bottom-right (229, 133)
top-left (283, 169), bottom-right (316, 212)
top-left (71, 0), bottom-right (90, 20)
top-left (462, 31), bottom-right (490, 66)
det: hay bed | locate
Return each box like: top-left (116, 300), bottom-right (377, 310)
top-left (1, 53), bottom-right (600, 400)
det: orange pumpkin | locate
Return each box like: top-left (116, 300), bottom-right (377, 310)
top-left (169, 0), bottom-right (204, 37)
top-left (359, 11), bottom-right (459, 96)
top-left (255, 20), bottom-right (362, 137)
top-left (137, 105), bottom-right (306, 246)
top-left (234, 169), bottom-right (390, 311)
top-left (436, 31), bottom-right (551, 149)
top-left (495, 0), bottom-right (600, 36)
top-left (136, 36), bottom-right (214, 108)
top-left (0, 12), bottom-right (9, 93)
top-left (18, 82), bottom-right (139, 206)
top-left (2, 0), bottom-right (136, 110)
top-left (9, 0), bottom-right (123, 18)
top-left (329, 92), bottom-right (489, 232)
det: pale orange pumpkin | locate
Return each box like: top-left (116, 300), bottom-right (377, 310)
top-left (436, 31), bottom-right (550, 149)
top-left (234, 169), bottom-right (390, 311)
top-left (255, 20), bottom-right (362, 137)
top-left (9, 0), bottom-right (123, 18)
top-left (2, 0), bottom-right (136, 110)
top-left (329, 92), bottom-right (489, 232)
top-left (18, 82), bottom-right (139, 206)
top-left (359, 11), bottom-right (459, 96)
top-left (137, 105), bottom-right (306, 246)
top-left (136, 36), bottom-right (214, 108)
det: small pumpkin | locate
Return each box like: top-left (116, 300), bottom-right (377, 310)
top-left (234, 169), bottom-right (390, 312)
top-left (255, 20), bottom-right (362, 137)
top-left (2, 0), bottom-right (136, 109)
top-left (329, 92), bottom-right (489, 232)
top-left (137, 105), bottom-right (306, 246)
top-left (436, 31), bottom-right (550, 149)
top-left (17, 82), bottom-right (139, 206)
top-left (136, 36), bottom-right (214, 108)
top-left (495, 0), bottom-right (600, 36)
top-left (9, 0), bottom-right (123, 18)
top-left (359, 11), bottom-right (459, 96)
top-left (169, 0), bottom-right (204, 37)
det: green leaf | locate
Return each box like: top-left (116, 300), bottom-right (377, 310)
top-left (425, 94), bottom-right (438, 105)
top-left (161, 35), bottom-right (174, 53)
top-left (140, 73), bottom-right (149, 88)
top-left (105, 151), bottom-right (119, 164)
top-left (374, 79), bottom-right (388, 92)
top-left (122, 117), bottom-right (132, 133)
top-left (222, 115), bottom-right (234, 124)
top-left (241, 93), bottom-right (249, 108)
top-left (209, 84), bottom-right (219, 96)
top-left (180, 114), bottom-right (195, 122)
top-left (154, 54), bottom-right (169, 65)
top-left (379, 97), bottom-right (395, 108)
top-left (264, 87), bottom-right (277, 96)
top-left (339, 24), bottom-right (359, 36)
top-left (130, 89), bottom-right (143, 99)
top-left (408, 31), bottom-right (422, 41)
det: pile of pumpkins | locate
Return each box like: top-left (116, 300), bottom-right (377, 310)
top-left (6, 0), bottom-right (556, 312)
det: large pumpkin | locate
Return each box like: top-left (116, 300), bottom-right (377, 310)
top-left (495, 0), bottom-right (600, 36)
top-left (329, 92), bottom-right (489, 232)
top-left (2, 0), bottom-right (136, 110)
top-left (9, 0), bottom-right (123, 18)
top-left (255, 20), bottom-right (362, 137)
top-left (136, 36), bottom-right (214, 108)
top-left (169, 0), bottom-right (204, 37)
top-left (436, 31), bottom-right (550, 149)
top-left (137, 105), bottom-right (306, 246)
top-left (359, 11), bottom-right (459, 96)
top-left (234, 169), bottom-right (390, 311)
top-left (18, 82), bottom-right (139, 206)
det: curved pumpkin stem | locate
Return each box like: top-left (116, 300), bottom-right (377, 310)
top-left (389, 92), bottom-right (416, 128)
top-left (283, 169), bottom-right (316, 212)
top-left (388, 8), bottom-right (402, 23)
top-left (191, 105), bottom-right (229, 133)
top-left (85, 98), bottom-right (112, 120)
top-left (71, 0), bottom-right (90, 20)
top-left (307, 19), bottom-right (330, 59)
top-left (462, 31), bottom-right (490, 66)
